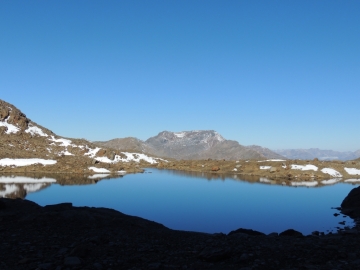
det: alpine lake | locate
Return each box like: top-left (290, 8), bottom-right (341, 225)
top-left (1, 168), bottom-right (358, 235)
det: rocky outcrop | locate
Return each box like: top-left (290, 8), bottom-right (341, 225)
top-left (0, 100), bottom-right (30, 131)
top-left (341, 186), bottom-right (360, 209)
top-left (341, 186), bottom-right (360, 219)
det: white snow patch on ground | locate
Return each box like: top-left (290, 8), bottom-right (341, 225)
top-left (89, 167), bottom-right (110, 173)
top-left (118, 170), bottom-right (127, 175)
top-left (345, 168), bottom-right (360, 175)
top-left (25, 125), bottom-right (48, 137)
top-left (49, 136), bottom-right (72, 147)
top-left (291, 181), bottom-right (318, 187)
top-left (260, 166), bottom-right (272, 170)
top-left (0, 118), bottom-right (20, 134)
top-left (122, 152), bottom-right (164, 164)
top-left (0, 158), bottom-right (57, 167)
top-left (88, 174), bottom-right (110, 179)
top-left (94, 156), bottom-right (113, 163)
top-left (259, 178), bottom-right (271, 183)
top-left (59, 150), bottom-right (74, 156)
top-left (291, 164), bottom-right (318, 171)
top-left (85, 147), bottom-right (101, 158)
top-left (233, 168), bottom-right (237, 171)
top-left (321, 168), bottom-right (342, 178)
top-left (95, 152), bottom-right (164, 164)
top-left (321, 179), bottom-right (342, 185)
top-left (258, 159), bottom-right (286, 162)
top-left (344, 179), bottom-right (360, 183)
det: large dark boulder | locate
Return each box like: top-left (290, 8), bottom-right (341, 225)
top-left (228, 228), bottom-right (265, 236)
top-left (279, 229), bottom-right (303, 237)
top-left (341, 186), bottom-right (360, 218)
top-left (341, 186), bottom-right (360, 209)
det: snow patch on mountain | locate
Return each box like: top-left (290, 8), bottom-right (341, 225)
top-left (291, 164), bottom-right (318, 171)
top-left (25, 124), bottom-right (48, 137)
top-left (49, 136), bottom-right (72, 147)
top-left (174, 132), bottom-right (186, 138)
top-left (95, 152), bottom-right (164, 164)
top-left (0, 116), bottom-right (20, 134)
top-left (321, 168), bottom-right (342, 178)
top-left (85, 147), bottom-right (101, 158)
top-left (345, 168), bottom-right (360, 175)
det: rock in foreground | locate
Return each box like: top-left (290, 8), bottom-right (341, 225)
top-left (1, 198), bottom-right (360, 269)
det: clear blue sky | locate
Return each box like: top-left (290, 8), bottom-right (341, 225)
top-left (1, 1), bottom-right (359, 151)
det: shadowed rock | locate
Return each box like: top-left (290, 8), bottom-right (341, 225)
top-left (228, 228), bottom-right (265, 236)
top-left (279, 229), bottom-right (303, 237)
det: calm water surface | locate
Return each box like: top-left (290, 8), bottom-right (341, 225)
top-left (1, 169), bottom-right (357, 235)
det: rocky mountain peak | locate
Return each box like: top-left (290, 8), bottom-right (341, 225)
top-left (148, 130), bottom-right (225, 147)
top-left (0, 100), bottom-right (30, 133)
top-left (96, 130), bottom-right (284, 160)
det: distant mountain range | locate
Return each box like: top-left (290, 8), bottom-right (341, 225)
top-left (273, 148), bottom-right (360, 161)
top-left (2, 99), bottom-right (359, 162)
top-left (95, 130), bottom-right (284, 160)
top-left (95, 132), bottom-right (360, 161)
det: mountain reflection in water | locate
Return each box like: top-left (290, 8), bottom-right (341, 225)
top-left (162, 169), bottom-right (360, 188)
top-left (0, 173), bottom-right (124, 199)
top-left (1, 169), bottom-right (359, 235)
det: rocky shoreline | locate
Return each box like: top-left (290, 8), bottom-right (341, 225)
top-left (1, 191), bottom-right (360, 270)
top-left (1, 157), bottom-right (360, 183)
top-left (150, 158), bottom-right (360, 183)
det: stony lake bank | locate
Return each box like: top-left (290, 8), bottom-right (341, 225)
top-left (2, 157), bottom-right (360, 184)
top-left (1, 186), bottom-right (360, 270)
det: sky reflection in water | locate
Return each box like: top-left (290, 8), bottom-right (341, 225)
top-left (23, 169), bottom-right (357, 235)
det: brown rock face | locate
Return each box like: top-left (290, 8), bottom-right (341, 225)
top-left (0, 106), bottom-right (9, 120)
top-left (211, 166), bottom-right (220, 171)
top-left (0, 99), bottom-right (29, 130)
top-left (97, 149), bottom-right (107, 156)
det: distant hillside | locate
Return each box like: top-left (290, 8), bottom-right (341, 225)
top-left (94, 137), bottom-right (155, 154)
top-left (0, 99), bottom-right (162, 174)
top-left (96, 130), bottom-right (284, 160)
top-left (274, 148), bottom-right (360, 161)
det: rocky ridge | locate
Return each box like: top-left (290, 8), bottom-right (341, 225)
top-left (0, 99), bottom-right (164, 175)
top-left (96, 130), bottom-right (284, 160)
